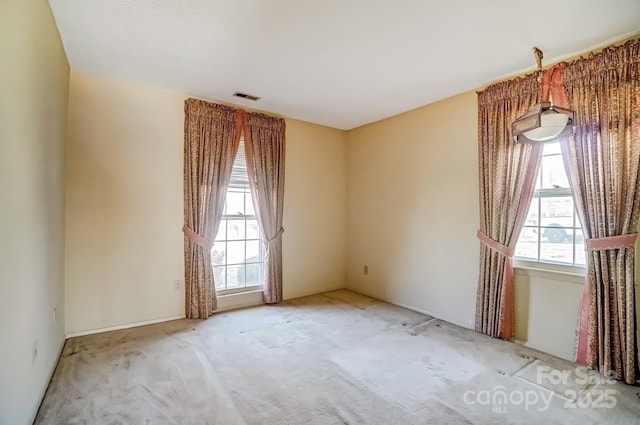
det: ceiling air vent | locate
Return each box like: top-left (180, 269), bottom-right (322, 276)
top-left (233, 91), bottom-right (261, 101)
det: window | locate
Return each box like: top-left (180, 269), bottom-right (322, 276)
top-left (211, 141), bottom-right (264, 293)
top-left (515, 141), bottom-right (586, 268)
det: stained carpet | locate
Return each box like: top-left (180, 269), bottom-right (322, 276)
top-left (35, 290), bottom-right (640, 424)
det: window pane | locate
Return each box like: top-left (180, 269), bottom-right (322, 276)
top-left (211, 153), bottom-right (265, 294)
top-left (516, 141), bottom-right (584, 268)
top-left (211, 243), bottom-right (226, 266)
top-left (540, 154), bottom-right (569, 189)
top-left (227, 241), bottom-right (245, 264)
top-left (525, 196), bottom-right (539, 227)
top-left (540, 229), bottom-right (573, 264)
top-left (245, 192), bottom-right (256, 216)
top-left (575, 229), bottom-right (586, 266)
top-left (541, 196), bottom-right (574, 229)
top-left (226, 191), bottom-right (245, 215)
top-left (246, 263), bottom-right (261, 287)
top-left (215, 219), bottom-right (226, 241)
top-left (540, 241), bottom-right (572, 264)
top-left (214, 266), bottom-right (226, 290)
top-left (246, 219), bottom-right (260, 239)
top-left (515, 227), bottom-right (539, 260)
top-left (226, 265), bottom-right (244, 289)
top-left (227, 220), bottom-right (245, 240)
top-left (543, 141), bottom-right (561, 155)
top-left (541, 225), bottom-right (570, 244)
top-left (246, 240), bottom-right (260, 263)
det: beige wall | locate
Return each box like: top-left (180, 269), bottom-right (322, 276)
top-left (513, 268), bottom-right (584, 360)
top-left (65, 71), bottom-right (185, 334)
top-left (0, 1), bottom-right (70, 424)
top-left (65, 71), bottom-right (347, 335)
top-left (282, 119), bottom-right (348, 299)
top-left (346, 92), bottom-right (479, 328)
top-left (346, 91), bottom-right (586, 360)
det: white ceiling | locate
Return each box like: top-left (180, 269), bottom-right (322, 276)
top-left (49, 0), bottom-right (640, 130)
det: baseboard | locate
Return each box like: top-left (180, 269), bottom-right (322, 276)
top-left (284, 283), bottom-right (347, 302)
top-left (65, 292), bottom-right (271, 337)
top-left (390, 300), bottom-right (440, 319)
top-left (65, 315), bottom-right (185, 338)
top-left (63, 294), bottom-right (270, 337)
top-left (345, 288), bottom-right (474, 330)
top-left (29, 337), bottom-right (65, 425)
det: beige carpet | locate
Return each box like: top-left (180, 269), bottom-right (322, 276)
top-left (35, 290), bottom-right (640, 424)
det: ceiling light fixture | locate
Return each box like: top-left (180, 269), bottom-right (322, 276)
top-left (513, 102), bottom-right (575, 143)
top-left (512, 47), bottom-right (575, 143)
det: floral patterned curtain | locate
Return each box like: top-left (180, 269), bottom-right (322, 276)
top-left (243, 111), bottom-right (286, 304)
top-left (183, 99), bottom-right (242, 318)
top-left (476, 73), bottom-right (544, 339)
top-left (552, 38), bottom-right (640, 384)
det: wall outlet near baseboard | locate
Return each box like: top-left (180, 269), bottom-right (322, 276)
top-left (173, 280), bottom-right (182, 292)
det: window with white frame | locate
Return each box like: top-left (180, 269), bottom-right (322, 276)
top-left (211, 141), bottom-right (264, 293)
top-left (515, 141), bottom-right (586, 267)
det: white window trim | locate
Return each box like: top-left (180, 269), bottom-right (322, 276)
top-left (514, 258), bottom-right (586, 284)
top-left (212, 140), bottom-right (265, 294)
top-left (515, 141), bottom-right (586, 270)
top-left (216, 289), bottom-right (264, 312)
top-left (216, 284), bottom-right (263, 296)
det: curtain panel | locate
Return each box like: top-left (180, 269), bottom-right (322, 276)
top-left (183, 99), bottom-right (242, 319)
top-left (242, 111), bottom-right (286, 304)
top-left (475, 73), bottom-right (544, 340)
top-left (552, 38), bottom-right (640, 384)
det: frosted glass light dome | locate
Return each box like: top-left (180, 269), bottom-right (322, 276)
top-left (523, 112), bottom-right (570, 142)
top-left (512, 102), bottom-right (575, 143)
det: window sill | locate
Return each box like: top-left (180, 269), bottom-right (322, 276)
top-left (216, 288), bottom-right (264, 313)
top-left (217, 285), bottom-right (263, 296)
top-left (514, 259), bottom-right (586, 285)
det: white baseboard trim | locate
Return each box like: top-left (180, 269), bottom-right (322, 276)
top-left (283, 283), bottom-right (347, 302)
top-left (30, 337), bottom-right (65, 425)
top-left (65, 315), bottom-right (185, 338)
top-left (390, 300), bottom-right (439, 319)
top-left (389, 300), bottom-right (472, 329)
top-left (346, 288), bottom-right (474, 330)
top-left (64, 293), bottom-right (269, 338)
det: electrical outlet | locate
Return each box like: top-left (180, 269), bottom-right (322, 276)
top-left (173, 280), bottom-right (182, 292)
top-left (53, 308), bottom-right (57, 329)
top-left (32, 339), bottom-right (38, 364)
top-left (363, 265), bottom-right (369, 275)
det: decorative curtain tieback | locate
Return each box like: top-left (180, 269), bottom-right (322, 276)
top-left (266, 227), bottom-right (284, 243)
top-left (477, 230), bottom-right (514, 258)
top-left (182, 225), bottom-right (214, 251)
top-left (586, 233), bottom-right (637, 251)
